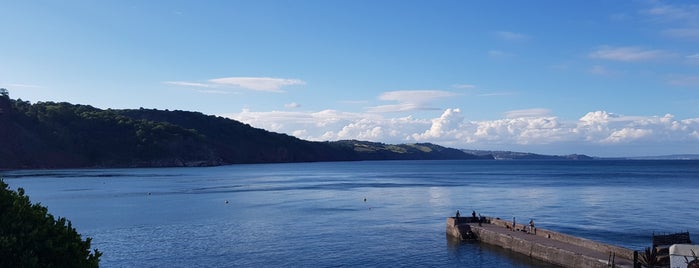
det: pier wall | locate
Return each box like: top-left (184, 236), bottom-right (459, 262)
top-left (446, 217), bottom-right (476, 240)
top-left (472, 225), bottom-right (616, 268)
top-left (487, 217), bottom-right (635, 260)
top-left (446, 217), bottom-right (460, 238)
top-left (446, 217), bottom-right (637, 268)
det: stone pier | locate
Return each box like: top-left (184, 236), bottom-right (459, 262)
top-left (447, 217), bottom-right (638, 268)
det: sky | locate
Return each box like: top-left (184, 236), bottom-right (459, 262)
top-left (2, 0), bottom-right (699, 157)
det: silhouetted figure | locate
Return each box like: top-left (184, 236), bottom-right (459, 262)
top-left (471, 210), bottom-right (477, 221)
top-left (512, 217), bottom-right (516, 231)
top-left (529, 219), bottom-right (535, 234)
top-left (455, 210), bottom-right (460, 219)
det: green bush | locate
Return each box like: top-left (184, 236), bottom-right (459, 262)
top-left (0, 179), bottom-right (101, 267)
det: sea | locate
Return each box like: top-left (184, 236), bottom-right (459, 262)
top-left (2, 160), bottom-right (698, 267)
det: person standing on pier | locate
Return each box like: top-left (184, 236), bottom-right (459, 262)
top-left (512, 217), bottom-right (516, 231)
top-left (471, 210), bottom-right (476, 221)
top-left (455, 210), bottom-right (460, 219)
top-left (529, 219), bottom-right (535, 234)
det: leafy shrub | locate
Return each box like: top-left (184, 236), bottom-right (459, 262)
top-left (0, 180), bottom-right (101, 267)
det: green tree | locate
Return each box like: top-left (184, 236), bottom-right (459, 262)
top-left (0, 179), bottom-right (101, 267)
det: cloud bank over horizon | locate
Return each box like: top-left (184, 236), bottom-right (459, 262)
top-left (225, 108), bottom-right (699, 157)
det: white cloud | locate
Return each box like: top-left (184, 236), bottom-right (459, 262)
top-left (196, 89), bottom-right (230, 94)
top-left (209, 77), bottom-right (305, 92)
top-left (641, 3), bottom-right (699, 41)
top-left (5, 83), bottom-right (41, 89)
top-left (224, 109), bottom-right (374, 134)
top-left (292, 129), bottom-right (307, 137)
top-left (452, 84), bottom-right (476, 89)
top-left (643, 4), bottom-right (699, 23)
top-left (477, 91), bottom-right (514, 97)
top-left (589, 46), bottom-right (675, 62)
top-left (493, 31), bottom-right (528, 41)
top-left (165, 76), bottom-right (305, 93)
top-left (367, 90), bottom-right (458, 113)
top-left (588, 65), bottom-right (616, 76)
top-left (663, 28), bottom-right (699, 39)
top-left (667, 75), bottom-right (699, 87)
top-left (222, 108), bottom-right (699, 156)
top-left (488, 50), bottom-right (507, 58)
top-left (366, 103), bottom-right (430, 113)
top-left (378, 90), bottom-right (456, 102)
top-left (687, 54), bottom-right (699, 64)
top-left (603, 128), bottom-right (653, 143)
top-left (467, 116), bottom-right (566, 145)
top-left (285, 102), bottom-right (301, 108)
top-left (609, 13), bottom-right (630, 21)
top-left (340, 100), bottom-right (369, 105)
top-left (412, 108), bottom-right (464, 140)
top-left (165, 81), bottom-right (215, 88)
top-left (504, 108), bottom-right (552, 119)
top-left (337, 119), bottom-right (385, 140)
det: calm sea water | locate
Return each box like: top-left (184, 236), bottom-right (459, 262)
top-left (3, 160), bottom-right (698, 267)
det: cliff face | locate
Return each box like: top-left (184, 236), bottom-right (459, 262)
top-left (0, 98), bottom-right (481, 170)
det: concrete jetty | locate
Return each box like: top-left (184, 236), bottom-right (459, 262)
top-left (447, 216), bottom-right (638, 268)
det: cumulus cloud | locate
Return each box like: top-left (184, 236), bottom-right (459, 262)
top-left (223, 108), bottom-right (699, 156)
top-left (165, 76), bottom-right (306, 93)
top-left (589, 46), bottom-right (675, 62)
top-left (604, 128), bottom-right (653, 143)
top-left (412, 108), bottom-right (464, 140)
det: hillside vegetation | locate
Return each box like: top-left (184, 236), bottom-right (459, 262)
top-left (0, 91), bottom-right (484, 169)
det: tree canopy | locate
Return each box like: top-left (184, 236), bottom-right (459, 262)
top-left (0, 180), bottom-right (101, 267)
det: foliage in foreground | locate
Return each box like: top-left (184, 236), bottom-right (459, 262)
top-left (0, 179), bottom-right (101, 267)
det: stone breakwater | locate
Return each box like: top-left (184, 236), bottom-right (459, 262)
top-left (446, 217), bottom-right (637, 268)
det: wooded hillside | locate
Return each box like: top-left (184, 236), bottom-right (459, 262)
top-left (0, 91), bottom-right (485, 170)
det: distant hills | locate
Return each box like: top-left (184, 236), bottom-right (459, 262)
top-left (461, 150), bottom-right (594, 160)
top-left (0, 94), bottom-right (487, 170)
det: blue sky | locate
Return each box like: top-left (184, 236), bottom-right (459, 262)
top-left (2, 0), bottom-right (699, 157)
